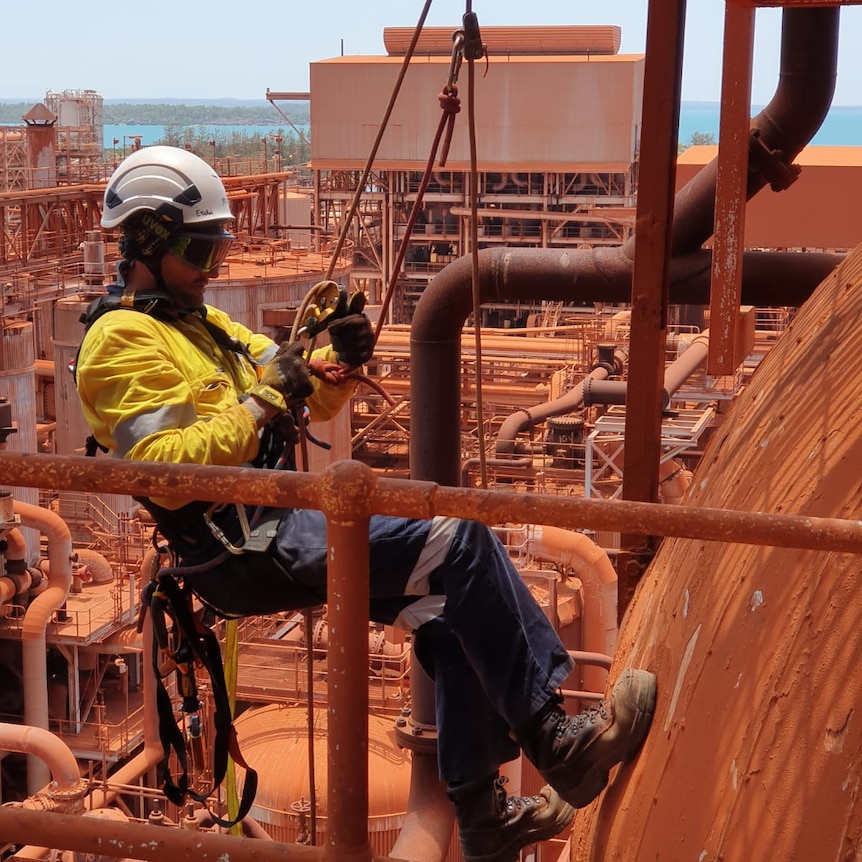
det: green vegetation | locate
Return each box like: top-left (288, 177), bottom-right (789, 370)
top-left (155, 125), bottom-right (310, 166)
top-left (688, 131), bottom-right (717, 147)
top-left (0, 101), bottom-right (308, 126)
top-left (678, 131), bottom-right (717, 154)
top-left (105, 102), bottom-right (308, 125)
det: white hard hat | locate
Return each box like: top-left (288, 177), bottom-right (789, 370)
top-left (101, 145), bottom-right (233, 230)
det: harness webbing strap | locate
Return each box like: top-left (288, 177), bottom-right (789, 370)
top-left (148, 573), bottom-right (258, 828)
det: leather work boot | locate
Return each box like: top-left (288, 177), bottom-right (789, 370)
top-left (447, 774), bottom-right (574, 862)
top-left (518, 668), bottom-right (657, 808)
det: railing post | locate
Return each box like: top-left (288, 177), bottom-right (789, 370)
top-left (320, 460), bottom-right (374, 862)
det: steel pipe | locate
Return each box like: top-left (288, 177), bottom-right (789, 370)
top-left (0, 805), bottom-right (330, 862)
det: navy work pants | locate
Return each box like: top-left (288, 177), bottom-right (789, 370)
top-left (182, 510), bottom-right (573, 783)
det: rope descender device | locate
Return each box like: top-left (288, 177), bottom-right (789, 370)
top-left (296, 280), bottom-right (344, 338)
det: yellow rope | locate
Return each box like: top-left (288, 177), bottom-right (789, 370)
top-left (223, 618), bottom-right (242, 837)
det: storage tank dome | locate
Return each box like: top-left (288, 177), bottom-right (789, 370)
top-left (569, 245), bottom-right (862, 858)
top-left (233, 703), bottom-right (411, 851)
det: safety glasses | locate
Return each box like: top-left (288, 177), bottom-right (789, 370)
top-left (169, 230), bottom-right (235, 272)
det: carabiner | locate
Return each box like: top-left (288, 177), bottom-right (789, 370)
top-left (447, 30), bottom-right (465, 93)
top-left (204, 502), bottom-right (251, 555)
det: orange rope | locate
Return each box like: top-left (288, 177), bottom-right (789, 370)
top-left (324, 0), bottom-right (435, 281)
top-left (373, 85), bottom-right (462, 344)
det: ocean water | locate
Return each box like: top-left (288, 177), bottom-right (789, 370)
top-left (678, 103), bottom-right (862, 147)
top-left (102, 103), bottom-right (862, 151)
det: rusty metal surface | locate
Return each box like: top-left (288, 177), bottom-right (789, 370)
top-left (322, 462), bottom-right (373, 858)
top-left (3, 452), bottom-right (862, 555)
top-left (708, 3), bottom-right (755, 376)
top-left (0, 805), bottom-right (332, 862)
top-left (621, 0), bottom-right (686, 516)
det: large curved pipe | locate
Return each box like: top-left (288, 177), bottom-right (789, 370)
top-left (75, 548), bottom-right (114, 585)
top-left (665, 6), bottom-right (839, 258)
top-left (527, 526), bottom-right (617, 693)
top-left (412, 247), bottom-right (839, 487)
top-left (0, 725), bottom-right (86, 858)
top-left (0, 723), bottom-right (83, 802)
top-left (18, 502), bottom-right (73, 796)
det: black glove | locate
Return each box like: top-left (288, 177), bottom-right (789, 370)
top-left (328, 313), bottom-right (374, 367)
top-left (259, 341), bottom-right (314, 403)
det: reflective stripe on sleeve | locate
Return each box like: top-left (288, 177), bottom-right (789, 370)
top-left (113, 402), bottom-right (198, 458)
top-left (258, 342), bottom-right (278, 364)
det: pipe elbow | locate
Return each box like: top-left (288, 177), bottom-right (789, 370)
top-left (495, 410), bottom-right (532, 456)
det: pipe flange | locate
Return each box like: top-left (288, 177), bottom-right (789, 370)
top-left (46, 779), bottom-right (88, 806)
top-left (749, 130), bottom-right (802, 192)
top-left (393, 708), bottom-right (438, 754)
top-left (590, 360), bottom-right (618, 378)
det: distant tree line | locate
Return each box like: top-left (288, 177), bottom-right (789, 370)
top-left (0, 101), bottom-right (308, 126)
top-left (104, 103), bottom-right (308, 125)
top-left (678, 131), bottom-right (716, 154)
top-left (155, 125), bottom-right (311, 166)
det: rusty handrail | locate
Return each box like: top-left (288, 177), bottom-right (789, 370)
top-left (2, 451), bottom-right (862, 554)
top-left (0, 805), bottom-right (333, 862)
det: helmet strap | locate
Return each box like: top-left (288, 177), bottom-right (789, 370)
top-left (119, 210), bottom-right (178, 292)
top-left (140, 254), bottom-right (170, 293)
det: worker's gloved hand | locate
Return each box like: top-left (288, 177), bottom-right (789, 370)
top-left (328, 314), bottom-right (374, 367)
top-left (259, 341), bottom-right (314, 404)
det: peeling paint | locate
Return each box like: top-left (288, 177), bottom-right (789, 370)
top-left (663, 623), bottom-right (701, 732)
top-left (749, 590), bottom-right (764, 611)
top-left (683, 588), bottom-right (690, 618)
top-left (824, 709), bottom-right (853, 754)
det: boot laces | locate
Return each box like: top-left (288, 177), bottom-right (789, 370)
top-left (549, 696), bottom-right (610, 738)
top-left (494, 776), bottom-right (543, 815)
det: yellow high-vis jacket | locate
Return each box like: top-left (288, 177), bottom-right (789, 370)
top-left (75, 303), bottom-right (356, 509)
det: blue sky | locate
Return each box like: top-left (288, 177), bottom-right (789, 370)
top-left (2, 1), bottom-right (860, 106)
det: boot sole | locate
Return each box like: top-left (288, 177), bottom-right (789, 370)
top-left (543, 669), bottom-right (657, 808)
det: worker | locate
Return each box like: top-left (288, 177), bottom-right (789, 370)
top-left (75, 146), bottom-right (657, 862)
